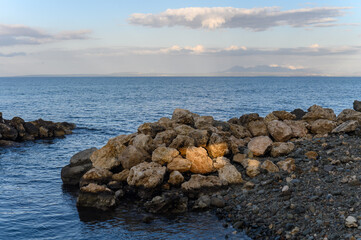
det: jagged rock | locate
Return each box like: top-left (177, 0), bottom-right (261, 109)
top-left (267, 120), bottom-right (293, 142)
top-left (247, 136), bottom-right (273, 156)
top-left (284, 120), bottom-right (308, 138)
top-left (246, 159), bottom-right (261, 178)
top-left (10, 117), bottom-right (26, 138)
top-left (193, 195), bottom-right (211, 209)
top-left (228, 117), bottom-right (240, 125)
top-left (261, 160), bottom-right (279, 173)
top-left (291, 108), bottom-right (307, 120)
top-left (302, 105), bottom-right (336, 121)
top-left (127, 162), bottom-right (166, 188)
top-left (271, 142), bottom-right (295, 157)
top-left (247, 120), bottom-right (268, 137)
top-left (169, 135), bottom-right (195, 155)
top-left (79, 167), bottom-right (113, 187)
top-left (336, 109), bottom-right (361, 124)
top-left (174, 124), bottom-right (195, 135)
top-left (213, 120), bottom-right (230, 132)
top-left (272, 111), bottom-right (296, 120)
top-left (0, 123), bottom-right (18, 140)
top-left (213, 156), bottom-right (229, 170)
top-left (23, 122), bottom-right (39, 137)
top-left (157, 117), bottom-right (175, 129)
top-left (138, 122), bottom-right (166, 138)
top-left (167, 157), bottom-right (192, 172)
top-left (77, 183), bottom-right (116, 211)
top-left (229, 124), bottom-right (251, 139)
top-left (207, 133), bottom-right (229, 158)
top-left (264, 113), bottom-right (279, 123)
top-left (186, 146), bottom-right (213, 174)
top-left (112, 169), bottom-right (130, 182)
top-left (310, 119), bottom-right (336, 134)
top-left (277, 158), bottom-right (296, 172)
top-left (172, 109), bottom-right (195, 126)
top-left (144, 191), bottom-right (188, 213)
top-left (232, 153), bottom-right (247, 165)
top-left (168, 171), bottom-right (184, 185)
top-left (188, 129), bottom-right (209, 147)
top-left (218, 164), bottom-right (243, 184)
top-left (119, 145), bottom-right (150, 169)
top-left (152, 146), bottom-right (179, 165)
top-left (195, 116), bottom-right (214, 129)
top-left (332, 120), bottom-right (358, 133)
top-left (239, 113), bottom-right (262, 125)
top-left (181, 174), bottom-right (228, 192)
top-left (353, 100), bottom-right (361, 112)
top-left (133, 134), bottom-right (155, 153)
top-left (227, 136), bottom-right (247, 155)
top-left (153, 129), bottom-right (177, 147)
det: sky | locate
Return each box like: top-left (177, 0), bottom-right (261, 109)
top-left (0, 0), bottom-right (361, 76)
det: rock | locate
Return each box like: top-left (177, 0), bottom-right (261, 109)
top-left (144, 191), bottom-right (188, 213)
top-left (213, 120), bottom-right (230, 132)
top-left (345, 216), bottom-right (358, 228)
top-left (336, 109), bottom-right (361, 124)
top-left (153, 129), bottom-right (177, 147)
top-left (267, 120), bottom-right (293, 142)
top-left (305, 151), bottom-right (318, 160)
top-left (272, 111), bottom-right (296, 120)
top-left (206, 133), bottom-right (229, 158)
top-left (132, 134), bottom-right (155, 153)
top-left (284, 120), bottom-right (308, 138)
top-left (0, 123), bottom-right (18, 140)
top-left (232, 153), bottom-right (247, 165)
top-left (227, 136), bottom-right (247, 155)
top-left (194, 116), bottom-right (214, 129)
top-left (277, 158), bottom-right (296, 172)
top-left (152, 146), bottom-right (179, 165)
top-left (302, 105), bottom-right (336, 121)
top-left (90, 135), bottom-right (128, 170)
top-left (70, 148), bottom-right (97, 166)
top-left (188, 129), bottom-right (209, 147)
top-left (332, 120), bottom-right (358, 133)
top-left (127, 162), bottom-right (166, 188)
top-left (264, 113), bottom-right (278, 123)
top-left (112, 169), bottom-right (130, 182)
top-left (77, 183), bottom-right (116, 211)
top-left (172, 109), bottom-right (195, 126)
top-left (270, 142), bottom-right (295, 157)
top-left (174, 124), bottom-right (195, 135)
top-left (229, 124), bottom-right (251, 139)
top-left (10, 117), bottom-right (26, 138)
top-left (0, 140), bottom-right (18, 147)
top-left (239, 113), bottom-right (262, 125)
top-left (169, 135), bottom-right (195, 155)
top-left (168, 171), bottom-right (184, 185)
top-left (210, 196), bottom-right (225, 208)
top-left (138, 122), bottom-right (166, 138)
top-left (310, 119), bottom-right (336, 134)
top-left (181, 174), bottom-right (228, 192)
top-left (247, 136), bottom-right (273, 156)
top-left (167, 157), bottom-right (192, 172)
top-left (186, 147), bottom-right (213, 174)
top-left (119, 145), bottom-right (150, 169)
top-left (353, 100), bottom-right (361, 112)
top-left (38, 126), bottom-right (49, 138)
top-left (79, 167), bottom-right (113, 186)
top-left (193, 195), bottom-right (211, 209)
top-left (23, 122), bottom-right (39, 137)
top-left (243, 181), bottom-right (255, 190)
top-left (261, 160), bottom-right (279, 173)
top-left (61, 163), bottom-right (93, 186)
top-left (247, 120), bottom-right (268, 137)
top-left (218, 164), bottom-right (243, 184)
top-left (246, 159), bottom-right (261, 178)
top-left (291, 108), bottom-right (307, 120)
top-left (213, 156), bottom-right (229, 170)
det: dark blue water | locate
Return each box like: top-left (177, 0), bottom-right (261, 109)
top-left (0, 77), bottom-right (360, 240)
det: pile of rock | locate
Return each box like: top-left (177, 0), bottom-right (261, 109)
top-left (0, 112), bottom-right (76, 146)
top-left (61, 101), bottom-right (361, 213)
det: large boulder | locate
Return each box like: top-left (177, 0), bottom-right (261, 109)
top-left (270, 142), bottom-right (295, 157)
top-left (186, 147), bottom-right (213, 174)
top-left (194, 116), bottom-right (214, 129)
top-left (118, 145), bottom-right (150, 169)
top-left (10, 117), bottom-right (26, 139)
top-left (218, 164), bottom-right (243, 184)
top-left (247, 120), bottom-right (268, 137)
top-left (127, 162), bottom-right (166, 188)
top-left (188, 129), bottom-right (209, 147)
top-left (336, 109), bottom-right (361, 124)
top-left (152, 146), bottom-right (179, 165)
top-left (239, 113), bottom-right (262, 125)
top-left (353, 100), bottom-right (361, 112)
top-left (229, 124), bottom-right (251, 139)
top-left (153, 130), bottom-right (177, 147)
top-left (267, 120), bottom-right (293, 142)
top-left (167, 157), bottom-right (192, 172)
top-left (0, 123), bottom-right (18, 140)
top-left (168, 171), bottom-right (184, 185)
top-left (181, 174), bottom-right (228, 192)
top-left (174, 124), bottom-right (195, 135)
top-left (302, 105), bottom-right (336, 121)
top-left (138, 122), bottom-right (166, 138)
top-left (112, 169), bottom-right (130, 182)
top-left (77, 183), bottom-right (116, 211)
top-left (272, 111), bottom-right (296, 120)
top-left (332, 120), bottom-right (359, 133)
top-left (284, 120), bottom-right (308, 138)
top-left (24, 122), bottom-right (39, 137)
top-left (310, 119), bottom-right (336, 134)
top-left (70, 147), bottom-right (97, 166)
top-left (172, 109), bottom-right (195, 126)
top-left (291, 108), bottom-right (307, 120)
top-left (227, 136), bottom-right (247, 155)
top-left (206, 133), bottom-right (229, 158)
top-left (247, 136), bottom-right (273, 156)
top-left (79, 167), bottom-right (113, 187)
top-left (169, 135), bottom-right (195, 155)
top-left (132, 134), bottom-right (155, 153)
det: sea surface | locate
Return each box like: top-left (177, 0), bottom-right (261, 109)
top-left (0, 76), bottom-right (360, 240)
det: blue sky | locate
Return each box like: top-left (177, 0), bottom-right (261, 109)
top-left (0, 0), bottom-right (360, 76)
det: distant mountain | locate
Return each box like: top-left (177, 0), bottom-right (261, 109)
top-left (223, 65), bottom-right (307, 74)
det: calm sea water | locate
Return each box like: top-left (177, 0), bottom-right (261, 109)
top-left (0, 77), bottom-right (360, 240)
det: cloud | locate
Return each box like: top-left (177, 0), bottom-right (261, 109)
top-left (0, 52), bottom-right (26, 57)
top-left (0, 24), bottom-right (91, 46)
top-left (128, 6), bottom-right (352, 31)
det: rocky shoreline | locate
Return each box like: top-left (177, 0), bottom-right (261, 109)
top-left (61, 101), bottom-right (361, 239)
top-left (0, 112), bottom-right (76, 147)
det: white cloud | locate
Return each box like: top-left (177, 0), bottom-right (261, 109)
top-left (129, 6), bottom-right (352, 31)
top-left (0, 24), bottom-right (91, 46)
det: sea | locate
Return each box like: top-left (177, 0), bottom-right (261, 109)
top-left (0, 76), bottom-right (360, 240)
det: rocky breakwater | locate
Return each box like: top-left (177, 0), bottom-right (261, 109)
top-left (0, 112), bottom-right (76, 147)
top-left (62, 101), bottom-right (361, 239)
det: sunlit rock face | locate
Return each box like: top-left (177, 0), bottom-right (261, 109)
top-left (247, 136), bottom-right (273, 156)
top-left (127, 162), bottom-right (167, 188)
top-left (186, 147), bottom-right (214, 174)
top-left (267, 120), bottom-right (293, 142)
